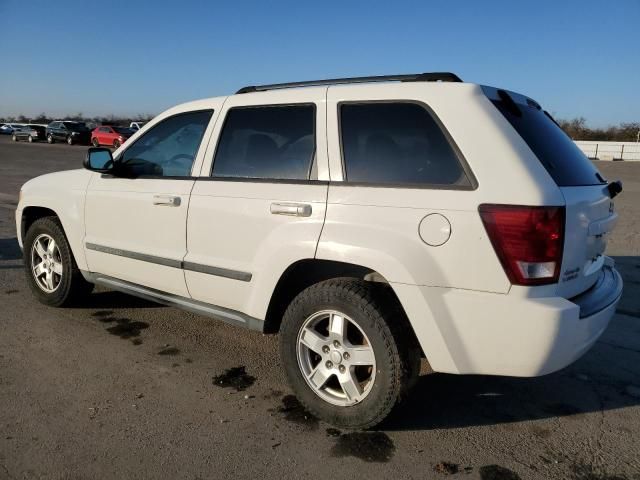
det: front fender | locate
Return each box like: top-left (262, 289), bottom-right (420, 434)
top-left (17, 169), bottom-right (93, 270)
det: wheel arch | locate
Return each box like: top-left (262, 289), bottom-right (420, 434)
top-left (263, 259), bottom-right (423, 355)
top-left (20, 202), bottom-right (89, 272)
top-left (21, 206), bottom-right (59, 241)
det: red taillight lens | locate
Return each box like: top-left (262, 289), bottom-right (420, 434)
top-left (479, 204), bottom-right (565, 286)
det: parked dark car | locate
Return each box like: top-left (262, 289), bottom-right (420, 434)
top-left (46, 121), bottom-right (91, 145)
top-left (12, 124), bottom-right (47, 142)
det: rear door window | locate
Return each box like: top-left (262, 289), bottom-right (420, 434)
top-left (339, 102), bottom-right (472, 187)
top-left (487, 88), bottom-right (604, 186)
top-left (212, 105), bottom-right (316, 180)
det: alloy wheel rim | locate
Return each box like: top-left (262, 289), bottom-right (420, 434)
top-left (296, 310), bottom-right (377, 407)
top-left (30, 234), bottom-right (63, 293)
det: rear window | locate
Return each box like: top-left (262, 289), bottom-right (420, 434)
top-left (340, 102), bottom-right (471, 187)
top-left (490, 93), bottom-right (604, 186)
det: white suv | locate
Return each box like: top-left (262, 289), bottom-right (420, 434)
top-left (16, 72), bottom-right (623, 429)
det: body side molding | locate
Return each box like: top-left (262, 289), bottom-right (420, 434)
top-left (85, 242), bottom-right (252, 282)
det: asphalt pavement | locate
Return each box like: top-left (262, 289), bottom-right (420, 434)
top-left (1, 135), bottom-right (639, 479)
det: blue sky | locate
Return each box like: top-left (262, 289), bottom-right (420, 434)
top-left (1, 0), bottom-right (638, 126)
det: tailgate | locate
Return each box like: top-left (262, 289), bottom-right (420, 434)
top-left (557, 185), bottom-right (617, 298)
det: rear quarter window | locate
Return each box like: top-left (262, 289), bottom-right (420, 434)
top-left (339, 102), bottom-right (472, 188)
top-left (488, 90), bottom-right (604, 187)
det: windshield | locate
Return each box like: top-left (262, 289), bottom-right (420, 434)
top-left (63, 122), bottom-right (88, 131)
top-left (484, 87), bottom-right (605, 187)
top-left (113, 127), bottom-right (133, 134)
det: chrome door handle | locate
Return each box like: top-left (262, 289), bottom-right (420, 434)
top-left (153, 195), bottom-right (181, 207)
top-left (270, 202), bottom-right (312, 217)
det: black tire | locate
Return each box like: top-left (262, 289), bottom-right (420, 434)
top-left (67, 136), bottom-right (73, 145)
top-left (113, 139), bottom-right (121, 149)
top-left (47, 134), bottom-right (54, 144)
top-left (279, 278), bottom-right (420, 430)
top-left (23, 217), bottom-right (94, 307)
top-left (92, 138), bottom-right (100, 147)
top-left (28, 135), bottom-right (33, 143)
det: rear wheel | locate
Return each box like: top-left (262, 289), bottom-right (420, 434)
top-left (11, 134), bottom-right (17, 141)
top-left (28, 135), bottom-right (33, 143)
top-left (92, 137), bottom-right (100, 147)
top-left (24, 217), bottom-right (94, 306)
top-left (47, 134), bottom-right (54, 144)
top-left (279, 278), bottom-right (420, 429)
top-left (67, 136), bottom-right (73, 145)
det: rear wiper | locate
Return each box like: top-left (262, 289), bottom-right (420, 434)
top-left (497, 89), bottom-right (522, 117)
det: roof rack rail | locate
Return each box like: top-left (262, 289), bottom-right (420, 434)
top-left (236, 72), bottom-right (462, 94)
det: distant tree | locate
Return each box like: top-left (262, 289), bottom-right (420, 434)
top-left (558, 117), bottom-right (640, 141)
top-left (32, 113), bottom-right (52, 124)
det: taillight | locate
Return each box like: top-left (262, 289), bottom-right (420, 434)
top-left (479, 204), bottom-right (565, 286)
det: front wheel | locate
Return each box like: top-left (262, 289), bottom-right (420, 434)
top-left (67, 136), bottom-right (74, 145)
top-left (279, 278), bottom-right (420, 430)
top-left (47, 134), bottom-right (54, 144)
top-left (28, 135), bottom-right (33, 143)
top-left (92, 137), bottom-right (99, 147)
top-left (12, 134), bottom-right (17, 141)
top-left (113, 139), bottom-right (121, 149)
top-left (24, 217), bottom-right (93, 306)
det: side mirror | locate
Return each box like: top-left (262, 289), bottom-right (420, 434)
top-left (84, 147), bottom-right (114, 173)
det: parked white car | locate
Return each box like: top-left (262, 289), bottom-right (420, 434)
top-left (129, 121), bottom-right (146, 131)
top-left (16, 72), bottom-right (623, 429)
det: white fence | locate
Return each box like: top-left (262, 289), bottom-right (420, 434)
top-left (575, 141), bottom-right (640, 161)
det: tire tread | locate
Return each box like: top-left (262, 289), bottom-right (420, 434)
top-left (280, 278), bottom-right (420, 430)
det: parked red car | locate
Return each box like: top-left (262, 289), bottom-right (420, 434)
top-left (91, 126), bottom-right (134, 148)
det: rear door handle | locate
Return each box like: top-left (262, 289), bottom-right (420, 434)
top-left (153, 195), bottom-right (181, 207)
top-left (270, 202), bottom-right (312, 217)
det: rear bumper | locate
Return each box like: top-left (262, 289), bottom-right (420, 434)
top-left (393, 263), bottom-right (623, 377)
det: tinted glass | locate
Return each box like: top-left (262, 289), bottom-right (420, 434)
top-left (118, 110), bottom-right (212, 177)
top-left (213, 105), bottom-right (315, 180)
top-left (340, 103), bottom-right (469, 186)
top-left (113, 127), bottom-right (133, 134)
top-left (491, 100), bottom-right (604, 186)
top-left (63, 122), bottom-right (87, 131)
